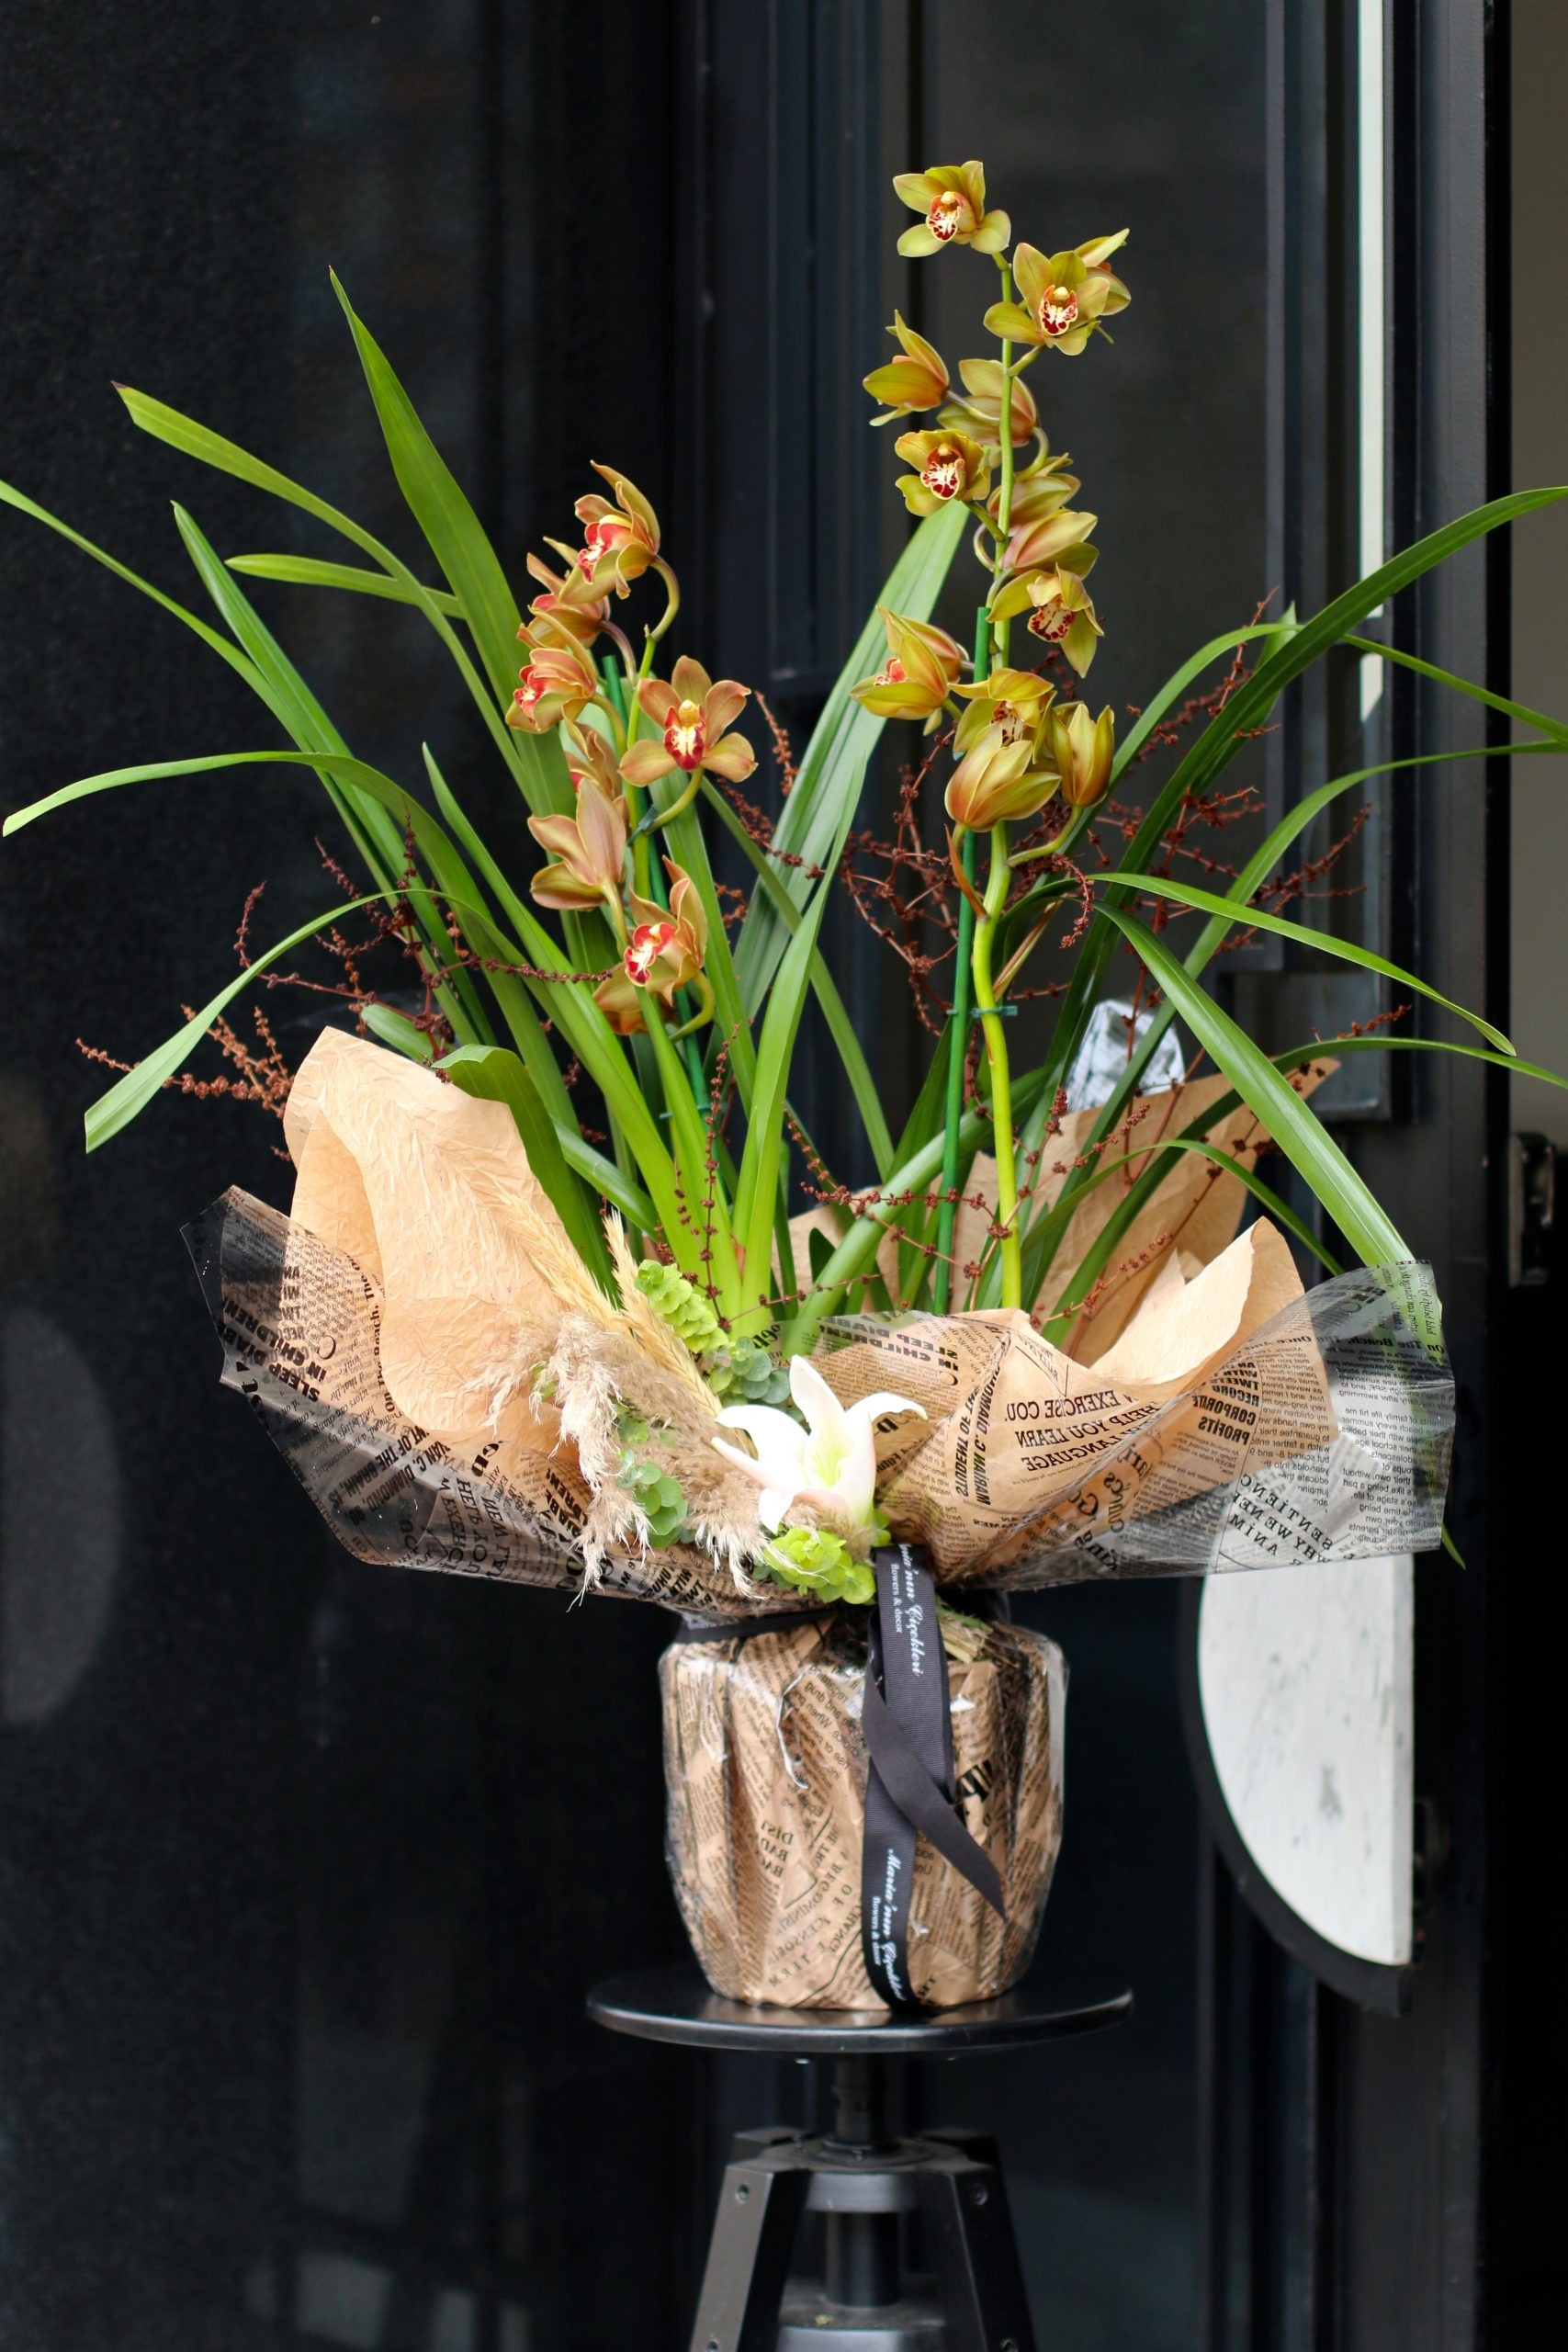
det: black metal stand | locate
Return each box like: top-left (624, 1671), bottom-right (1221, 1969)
top-left (589, 1964), bottom-right (1133, 2351)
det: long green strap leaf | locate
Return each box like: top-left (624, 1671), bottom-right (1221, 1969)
top-left (734, 503), bottom-right (966, 1010)
top-left (115, 383), bottom-right (570, 820)
top-left (1097, 909), bottom-right (1411, 1266)
top-left (1343, 633), bottom-right (1568, 747)
top-left (699, 776), bottom-right (893, 1177)
top-left (229, 551), bottom-right (463, 614)
top-left (1010, 489), bottom-right (1568, 1210)
top-left (85, 888), bottom-right (406, 1149)
top-left (1010, 740), bottom-right (1562, 1307)
top-left (1095, 869), bottom-right (1516, 1055)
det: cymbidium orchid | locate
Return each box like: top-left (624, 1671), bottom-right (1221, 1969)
top-left (851, 606), bottom-right (966, 729)
top-left (944, 721), bottom-right (1059, 831)
top-left (620, 657), bottom-right (757, 788)
top-left (985, 234), bottom-right (1132, 356)
top-left (575, 462), bottom-right (661, 597)
top-left (1001, 503), bottom-right (1098, 580)
top-left (952, 665), bottom-right (1056, 754)
top-left (1021, 568), bottom-right (1103, 675)
top-left (939, 356), bottom-right (1039, 453)
top-left (893, 426), bottom-right (991, 515)
top-left (509, 632), bottom-right (599, 732)
top-left (863, 312), bottom-right (950, 425)
top-left (562, 722), bottom-right (625, 801)
top-left (526, 779), bottom-right (628, 912)
top-left (1044, 700), bottom-right (1117, 808)
top-left (992, 554), bottom-right (1103, 677)
top-left (712, 1355), bottom-right (925, 1536)
top-left (992, 451), bottom-right (1082, 530)
top-left (525, 548), bottom-right (609, 648)
top-left (893, 162), bottom-right (1011, 258)
top-left (593, 860), bottom-right (710, 1035)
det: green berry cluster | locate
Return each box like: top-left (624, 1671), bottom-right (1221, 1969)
top-left (760, 1525), bottom-right (876, 1608)
top-left (635, 1260), bottom-right (722, 1354)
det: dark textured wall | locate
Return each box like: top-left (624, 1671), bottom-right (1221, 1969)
top-left (0, 7), bottom-right (692, 2347)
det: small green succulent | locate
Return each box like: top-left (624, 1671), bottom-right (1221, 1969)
top-left (614, 1403), bottom-right (688, 1546)
top-left (706, 1333), bottom-right (791, 1408)
top-left (759, 1524), bottom-right (876, 1607)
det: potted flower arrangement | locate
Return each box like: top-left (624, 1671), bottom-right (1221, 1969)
top-left (4, 160), bottom-right (1562, 2009)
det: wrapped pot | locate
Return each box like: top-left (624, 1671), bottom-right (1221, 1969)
top-left (660, 1563), bottom-right (1066, 2010)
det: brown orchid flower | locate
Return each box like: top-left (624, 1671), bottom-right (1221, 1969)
top-left (939, 356), bottom-right (1039, 453)
top-left (851, 607), bottom-right (966, 730)
top-left (863, 312), bottom-right (950, 425)
top-left (509, 633), bottom-right (599, 732)
top-left (526, 778), bottom-right (628, 911)
top-left (1045, 701), bottom-right (1116, 808)
top-left (593, 862), bottom-right (709, 1035)
top-left (1000, 503), bottom-right (1098, 581)
top-left (620, 656), bottom-right (756, 788)
top-left (524, 548), bottom-right (610, 648)
top-left (988, 448), bottom-right (1081, 532)
top-left (575, 463), bottom-right (661, 597)
top-left (984, 232), bottom-right (1131, 356)
top-left (952, 665), bottom-right (1056, 755)
top-left (893, 426), bottom-right (991, 515)
top-left (561, 722), bottom-right (625, 801)
top-left (944, 721), bottom-right (1059, 832)
top-left (991, 536), bottom-right (1102, 677)
top-left (893, 162), bottom-right (1011, 258)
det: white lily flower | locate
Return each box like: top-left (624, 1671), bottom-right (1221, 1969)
top-left (711, 1355), bottom-right (925, 1532)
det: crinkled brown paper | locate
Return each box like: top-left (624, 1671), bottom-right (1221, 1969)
top-left (184, 1027), bottom-right (1452, 2011)
top-left (187, 1029), bottom-right (1451, 1605)
top-left (660, 1610), bottom-right (1064, 2007)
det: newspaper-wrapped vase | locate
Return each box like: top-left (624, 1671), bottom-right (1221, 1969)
top-left (660, 1601), bottom-right (1066, 2009)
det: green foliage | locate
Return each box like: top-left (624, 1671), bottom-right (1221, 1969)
top-left (705, 1335), bottom-right (791, 1408)
top-left (615, 1411), bottom-right (689, 1547)
top-left (760, 1525), bottom-right (876, 1607)
top-left (636, 1260), bottom-right (724, 1355)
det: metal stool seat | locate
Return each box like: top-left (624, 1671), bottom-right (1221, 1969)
top-left (589, 1964), bottom-right (1133, 2352)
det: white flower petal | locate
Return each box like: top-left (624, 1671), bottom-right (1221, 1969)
top-left (846, 1391), bottom-right (927, 1429)
top-left (715, 1404), bottom-right (808, 1467)
top-left (789, 1355), bottom-right (850, 1446)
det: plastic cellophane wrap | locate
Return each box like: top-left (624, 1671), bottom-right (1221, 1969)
top-left (185, 1028), bottom-right (1454, 2009)
top-left (660, 1609), bottom-right (1064, 2008)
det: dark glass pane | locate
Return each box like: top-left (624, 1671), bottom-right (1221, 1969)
top-left (913, 7), bottom-right (1269, 2346)
top-left (1, 7), bottom-right (688, 2348)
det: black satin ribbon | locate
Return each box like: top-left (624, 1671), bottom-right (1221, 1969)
top-left (674, 1545), bottom-right (1005, 2011)
top-left (859, 1542), bottom-right (1004, 2007)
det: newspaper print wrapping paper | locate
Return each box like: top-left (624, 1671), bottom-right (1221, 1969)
top-left (180, 1027), bottom-right (1453, 2011)
top-left (184, 1030), bottom-right (1453, 1610)
top-left (660, 1611), bottom-right (1065, 2007)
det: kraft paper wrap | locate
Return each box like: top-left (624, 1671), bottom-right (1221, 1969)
top-left (187, 1029), bottom-right (1450, 1611)
top-left (660, 1611), bottom-right (1065, 2009)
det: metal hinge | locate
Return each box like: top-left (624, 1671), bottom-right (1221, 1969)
top-left (1507, 1131), bottom-right (1556, 1288)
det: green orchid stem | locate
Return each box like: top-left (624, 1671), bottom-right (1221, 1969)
top-left (635, 763), bottom-right (703, 839)
top-left (993, 256), bottom-right (1018, 665)
top-left (649, 558), bottom-right (681, 644)
top-left (670, 973), bottom-right (716, 1040)
top-left (973, 820), bottom-right (1022, 1308)
top-left (933, 603), bottom-right (996, 1313)
top-left (601, 657), bottom-right (653, 899)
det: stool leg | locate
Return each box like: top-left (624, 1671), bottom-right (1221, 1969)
top-left (688, 2153), bottom-right (808, 2352)
top-left (917, 2152), bottom-right (1036, 2352)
